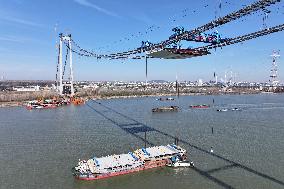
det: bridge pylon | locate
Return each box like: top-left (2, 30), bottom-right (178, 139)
top-left (56, 33), bottom-right (75, 96)
top-left (269, 50), bottom-right (280, 89)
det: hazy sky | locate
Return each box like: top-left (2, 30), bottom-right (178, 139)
top-left (0, 0), bottom-right (284, 82)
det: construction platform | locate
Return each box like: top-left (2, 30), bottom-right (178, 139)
top-left (147, 48), bottom-right (210, 59)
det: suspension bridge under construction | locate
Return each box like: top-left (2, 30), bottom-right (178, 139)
top-left (56, 0), bottom-right (284, 96)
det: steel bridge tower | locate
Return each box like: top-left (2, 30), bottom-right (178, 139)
top-left (269, 50), bottom-right (280, 88)
top-left (56, 33), bottom-right (74, 96)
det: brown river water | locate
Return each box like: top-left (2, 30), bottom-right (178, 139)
top-left (0, 94), bottom-right (283, 189)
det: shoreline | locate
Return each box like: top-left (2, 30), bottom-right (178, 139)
top-left (1, 91), bottom-right (282, 108)
top-left (92, 91), bottom-right (261, 100)
top-left (0, 102), bottom-right (23, 108)
top-left (0, 93), bottom-right (262, 108)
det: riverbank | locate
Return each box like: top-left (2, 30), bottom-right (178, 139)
top-left (0, 102), bottom-right (23, 108)
top-left (0, 90), bottom-right (58, 108)
top-left (93, 92), bottom-right (250, 100)
top-left (1, 88), bottom-right (281, 108)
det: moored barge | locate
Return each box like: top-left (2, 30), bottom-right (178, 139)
top-left (189, 104), bottom-right (210, 109)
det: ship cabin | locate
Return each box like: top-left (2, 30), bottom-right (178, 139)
top-left (134, 144), bottom-right (186, 162)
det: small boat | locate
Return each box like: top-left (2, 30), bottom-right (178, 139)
top-left (156, 97), bottom-right (175, 101)
top-left (156, 98), bottom-right (165, 101)
top-left (217, 108), bottom-right (228, 112)
top-left (190, 104), bottom-right (210, 109)
top-left (152, 106), bottom-right (179, 112)
top-left (34, 105), bottom-right (44, 109)
top-left (167, 161), bottom-right (194, 168)
top-left (231, 107), bottom-right (240, 111)
top-left (26, 104), bottom-right (43, 110)
top-left (166, 97), bottom-right (174, 101)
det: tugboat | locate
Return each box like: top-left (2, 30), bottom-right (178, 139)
top-left (72, 144), bottom-right (188, 180)
top-left (152, 106), bottom-right (179, 112)
top-left (216, 108), bottom-right (240, 112)
top-left (166, 160), bottom-right (194, 168)
top-left (216, 108), bottom-right (228, 112)
top-left (166, 97), bottom-right (175, 101)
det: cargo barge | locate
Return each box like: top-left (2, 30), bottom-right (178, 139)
top-left (189, 104), bottom-right (210, 109)
top-left (152, 106), bottom-right (179, 112)
top-left (72, 144), bottom-right (187, 180)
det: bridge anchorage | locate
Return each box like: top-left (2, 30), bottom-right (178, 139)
top-left (56, 33), bottom-right (75, 96)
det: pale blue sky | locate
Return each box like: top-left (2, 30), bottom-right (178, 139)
top-left (0, 0), bottom-right (284, 82)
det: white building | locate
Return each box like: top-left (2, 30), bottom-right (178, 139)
top-left (197, 79), bottom-right (203, 86)
top-left (13, 85), bottom-right (40, 92)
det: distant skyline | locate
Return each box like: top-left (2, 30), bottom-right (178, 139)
top-left (0, 0), bottom-right (284, 82)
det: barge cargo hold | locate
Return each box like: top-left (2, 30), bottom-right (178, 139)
top-left (72, 144), bottom-right (187, 180)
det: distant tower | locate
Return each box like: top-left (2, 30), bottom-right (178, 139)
top-left (214, 72), bottom-right (218, 84)
top-left (56, 33), bottom-right (74, 96)
top-left (269, 50), bottom-right (280, 87)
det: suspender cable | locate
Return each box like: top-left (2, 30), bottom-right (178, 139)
top-left (63, 43), bottom-right (69, 78)
top-left (145, 56), bottom-right (148, 86)
top-left (56, 45), bottom-right (60, 88)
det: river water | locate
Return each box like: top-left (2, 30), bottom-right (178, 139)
top-left (0, 94), bottom-right (283, 189)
